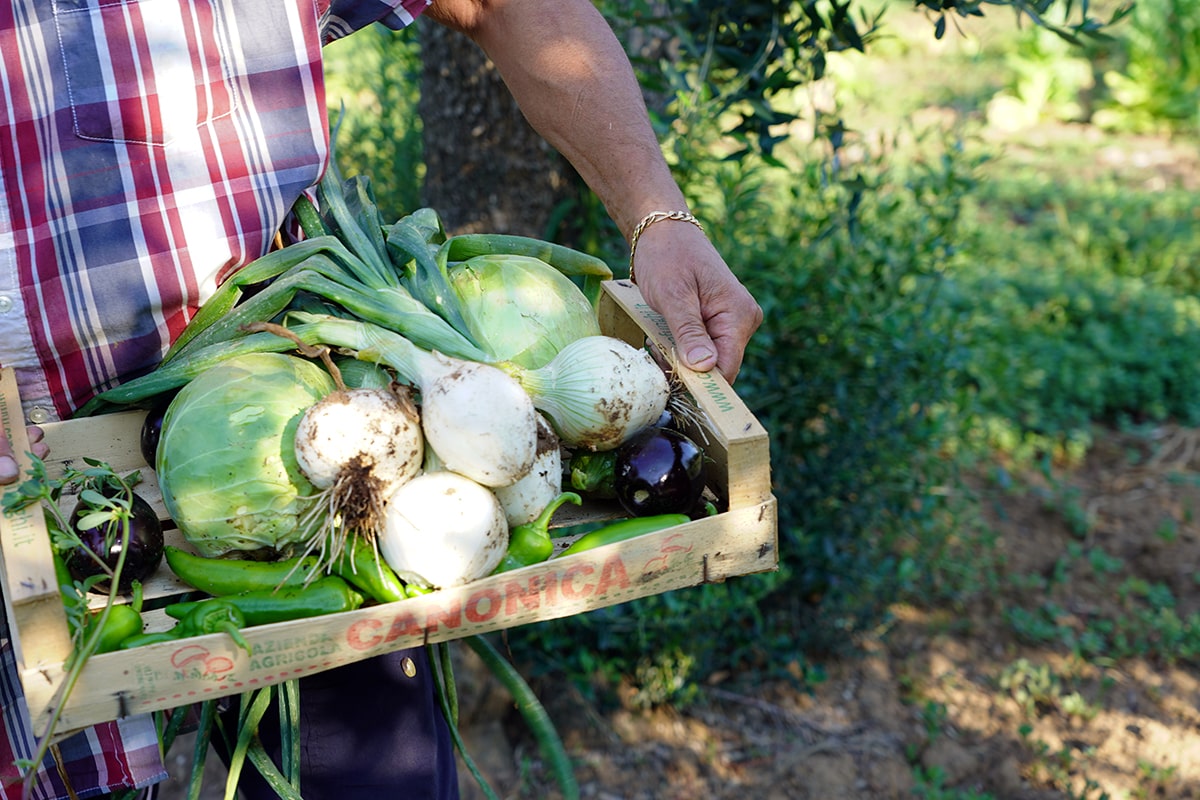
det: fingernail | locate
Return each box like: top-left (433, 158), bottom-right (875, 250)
top-left (0, 456), bottom-right (18, 483)
top-left (685, 346), bottom-right (716, 368)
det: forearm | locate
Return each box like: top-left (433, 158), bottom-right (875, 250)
top-left (427, 0), bottom-right (686, 239)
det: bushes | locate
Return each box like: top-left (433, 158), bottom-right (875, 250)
top-left (951, 268), bottom-right (1200, 443)
top-left (732, 140), bottom-right (984, 654)
top-left (510, 135), bottom-right (989, 684)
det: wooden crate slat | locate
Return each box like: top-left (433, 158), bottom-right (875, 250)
top-left (26, 496), bottom-right (776, 731)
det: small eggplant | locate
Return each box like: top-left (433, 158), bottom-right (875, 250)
top-left (139, 394), bottom-right (174, 466)
top-left (614, 428), bottom-right (705, 517)
top-left (65, 487), bottom-right (164, 595)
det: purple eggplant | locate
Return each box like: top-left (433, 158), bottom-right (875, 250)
top-left (64, 487), bottom-right (164, 595)
top-left (139, 394), bottom-right (174, 467)
top-left (614, 427), bottom-right (705, 517)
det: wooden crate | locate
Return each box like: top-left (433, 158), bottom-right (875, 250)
top-left (0, 280), bottom-right (776, 736)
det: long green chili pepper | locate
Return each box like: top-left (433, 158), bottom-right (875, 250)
top-left (165, 546), bottom-right (320, 596)
top-left (164, 576), bottom-right (363, 627)
top-left (559, 513), bottom-right (690, 557)
top-left (328, 536), bottom-right (407, 604)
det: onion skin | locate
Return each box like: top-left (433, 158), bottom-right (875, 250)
top-left (421, 356), bottom-right (537, 487)
top-left (494, 415), bottom-right (562, 527)
top-left (293, 386), bottom-right (423, 495)
top-left (507, 336), bottom-right (670, 452)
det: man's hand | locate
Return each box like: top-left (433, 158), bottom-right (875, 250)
top-left (0, 427), bottom-right (48, 485)
top-left (632, 221), bottom-right (762, 384)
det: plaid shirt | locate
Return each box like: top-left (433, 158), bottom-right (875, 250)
top-left (0, 1), bottom-right (428, 796)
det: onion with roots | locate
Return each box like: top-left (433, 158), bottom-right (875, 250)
top-left (294, 384), bottom-right (423, 544)
top-left (267, 314), bottom-right (539, 488)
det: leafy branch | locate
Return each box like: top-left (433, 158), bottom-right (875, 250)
top-left (1, 457), bottom-right (141, 800)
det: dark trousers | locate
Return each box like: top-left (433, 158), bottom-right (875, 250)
top-left (216, 648), bottom-right (459, 799)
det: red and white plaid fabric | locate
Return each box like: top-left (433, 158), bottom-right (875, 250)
top-left (0, 1), bottom-right (427, 796)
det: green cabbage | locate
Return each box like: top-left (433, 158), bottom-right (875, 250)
top-left (157, 352), bottom-right (334, 557)
top-left (448, 254), bottom-right (600, 369)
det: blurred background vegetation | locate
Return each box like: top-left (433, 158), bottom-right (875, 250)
top-left (323, 0), bottom-right (1199, 704)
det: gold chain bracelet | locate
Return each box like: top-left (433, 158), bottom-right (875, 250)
top-left (628, 210), bottom-right (705, 284)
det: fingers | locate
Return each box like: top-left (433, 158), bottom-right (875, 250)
top-left (28, 426), bottom-right (48, 460)
top-left (631, 225), bottom-right (761, 384)
top-left (0, 426), bottom-right (48, 485)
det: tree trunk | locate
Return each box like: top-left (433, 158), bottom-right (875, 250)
top-left (417, 21), bottom-right (577, 238)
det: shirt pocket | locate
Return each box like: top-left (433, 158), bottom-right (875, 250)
top-left (54, 0), bottom-right (239, 146)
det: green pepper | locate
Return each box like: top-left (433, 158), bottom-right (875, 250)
top-left (328, 536), bottom-right (407, 604)
top-left (120, 599), bottom-right (250, 653)
top-left (164, 576), bottom-right (363, 627)
top-left (559, 513), bottom-right (690, 557)
top-left (492, 492), bottom-right (581, 574)
top-left (55, 549), bottom-right (147, 658)
top-left (567, 451), bottom-right (616, 499)
top-left (91, 604), bottom-right (145, 653)
top-left (165, 545), bottom-right (320, 596)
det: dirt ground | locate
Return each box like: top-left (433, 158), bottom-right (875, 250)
top-left (449, 426), bottom-right (1200, 800)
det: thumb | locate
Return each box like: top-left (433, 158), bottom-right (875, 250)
top-left (671, 318), bottom-right (719, 373)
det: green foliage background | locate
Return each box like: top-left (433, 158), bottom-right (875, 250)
top-left (324, 1), bottom-right (1200, 700)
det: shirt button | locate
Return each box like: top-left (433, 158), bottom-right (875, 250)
top-left (0, 296), bottom-right (13, 313)
top-left (400, 657), bottom-right (417, 678)
top-left (28, 407), bottom-right (49, 424)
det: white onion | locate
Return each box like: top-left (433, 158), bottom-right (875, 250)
top-left (293, 385), bottom-right (423, 538)
top-left (505, 335), bottom-right (670, 451)
top-left (276, 315), bottom-right (540, 489)
top-left (379, 471), bottom-right (508, 588)
top-left (295, 386), bottom-right (422, 492)
top-left (419, 353), bottom-right (538, 487)
top-left (493, 414), bottom-right (562, 527)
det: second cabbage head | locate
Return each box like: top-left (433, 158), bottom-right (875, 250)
top-left (448, 254), bottom-right (600, 369)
